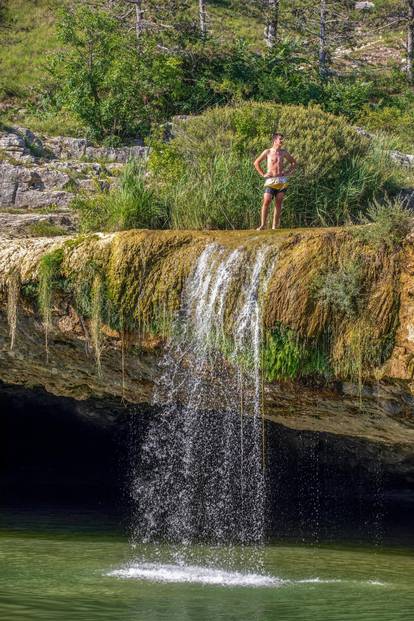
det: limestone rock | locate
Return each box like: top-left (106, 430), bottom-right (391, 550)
top-left (355, 1), bottom-right (375, 10)
top-left (0, 211), bottom-right (77, 238)
top-left (390, 151), bottom-right (414, 168)
top-left (14, 188), bottom-right (74, 210)
top-left (0, 229), bottom-right (413, 477)
top-left (43, 135), bottom-right (148, 163)
top-left (0, 125), bottom-right (148, 213)
top-left (84, 144), bottom-right (148, 163)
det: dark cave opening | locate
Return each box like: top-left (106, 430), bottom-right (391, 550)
top-left (0, 381), bottom-right (412, 543)
top-left (266, 423), bottom-right (414, 543)
top-left (0, 382), bottom-right (133, 511)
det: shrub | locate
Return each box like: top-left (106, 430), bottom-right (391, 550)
top-left (312, 260), bottom-right (363, 319)
top-left (353, 197), bottom-right (413, 250)
top-left (74, 160), bottom-right (169, 232)
top-left (149, 102), bottom-right (398, 228)
top-left (321, 79), bottom-right (375, 120)
top-left (356, 104), bottom-right (414, 153)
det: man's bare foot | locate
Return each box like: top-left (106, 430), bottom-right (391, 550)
top-left (256, 225), bottom-right (265, 231)
top-left (271, 225), bottom-right (280, 230)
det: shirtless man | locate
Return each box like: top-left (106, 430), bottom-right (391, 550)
top-left (253, 133), bottom-right (297, 230)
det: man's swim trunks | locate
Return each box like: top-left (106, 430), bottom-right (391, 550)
top-left (264, 176), bottom-right (288, 197)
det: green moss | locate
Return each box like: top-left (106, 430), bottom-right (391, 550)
top-left (22, 228), bottom-right (403, 382)
top-left (90, 273), bottom-right (104, 375)
top-left (37, 247), bottom-right (65, 356)
top-left (263, 323), bottom-right (331, 382)
top-left (20, 281), bottom-right (38, 302)
top-left (26, 222), bottom-right (68, 238)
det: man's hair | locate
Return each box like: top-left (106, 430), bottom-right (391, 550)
top-left (272, 132), bottom-right (284, 140)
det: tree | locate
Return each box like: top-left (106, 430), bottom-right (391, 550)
top-left (199, 0), bottom-right (207, 38)
top-left (264, 0), bottom-right (280, 48)
top-left (288, 0), bottom-right (356, 79)
top-left (407, 0), bottom-right (414, 83)
top-left (52, 6), bottom-right (185, 140)
top-left (319, 0), bottom-right (328, 79)
top-left (126, 0), bottom-right (144, 42)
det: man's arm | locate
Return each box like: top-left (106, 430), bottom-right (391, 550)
top-left (253, 150), bottom-right (269, 177)
top-left (284, 151), bottom-right (297, 176)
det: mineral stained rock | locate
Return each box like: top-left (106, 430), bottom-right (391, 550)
top-left (0, 228), bottom-right (413, 476)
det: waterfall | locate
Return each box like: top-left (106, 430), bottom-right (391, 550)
top-left (130, 242), bottom-right (276, 557)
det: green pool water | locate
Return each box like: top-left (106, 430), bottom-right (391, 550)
top-left (1, 508), bottom-right (413, 621)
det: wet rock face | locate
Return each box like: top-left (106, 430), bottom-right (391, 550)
top-left (0, 229), bottom-right (413, 480)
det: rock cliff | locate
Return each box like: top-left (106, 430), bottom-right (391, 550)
top-left (0, 125), bottom-right (148, 236)
top-left (0, 227), bottom-right (413, 477)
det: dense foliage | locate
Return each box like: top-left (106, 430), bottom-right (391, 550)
top-left (28, 4), bottom-right (414, 145)
top-left (74, 102), bottom-right (403, 231)
top-left (147, 102), bottom-right (400, 228)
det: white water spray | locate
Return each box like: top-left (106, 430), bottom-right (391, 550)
top-left (129, 242), bottom-right (277, 559)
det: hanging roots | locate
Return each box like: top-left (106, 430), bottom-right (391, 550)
top-left (38, 248), bottom-right (64, 361)
top-left (7, 271), bottom-right (20, 351)
top-left (90, 273), bottom-right (103, 376)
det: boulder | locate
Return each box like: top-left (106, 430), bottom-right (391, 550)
top-left (14, 189), bottom-right (74, 210)
top-left (355, 1), bottom-right (375, 9)
top-left (0, 211), bottom-right (77, 238)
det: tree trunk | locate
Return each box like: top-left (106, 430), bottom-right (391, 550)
top-left (123, 0), bottom-right (144, 42)
top-left (264, 0), bottom-right (279, 48)
top-left (408, 0), bottom-right (414, 83)
top-left (319, 0), bottom-right (328, 79)
top-left (199, 0), bottom-right (207, 38)
top-left (134, 0), bottom-right (144, 42)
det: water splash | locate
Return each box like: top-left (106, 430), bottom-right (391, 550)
top-left (106, 562), bottom-right (388, 589)
top-left (107, 562), bottom-right (280, 587)
top-left (129, 243), bottom-right (277, 559)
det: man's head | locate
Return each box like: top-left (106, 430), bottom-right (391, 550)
top-left (272, 132), bottom-right (284, 148)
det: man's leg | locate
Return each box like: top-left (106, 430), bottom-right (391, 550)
top-left (272, 192), bottom-right (285, 229)
top-left (257, 192), bottom-right (273, 230)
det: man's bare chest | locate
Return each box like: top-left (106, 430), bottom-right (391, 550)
top-left (267, 150), bottom-right (285, 167)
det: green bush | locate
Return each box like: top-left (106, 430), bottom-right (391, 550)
top-left (321, 79), bottom-right (375, 120)
top-left (353, 197), bottom-right (413, 250)
top-left (356, 104), bottom-right (414, 153)
top-left (149, 101), bottom-right (399, 228)
top-left (312, 260), bottom-right (363, 319)
top-left (74, 160), bottom-right (168, 232)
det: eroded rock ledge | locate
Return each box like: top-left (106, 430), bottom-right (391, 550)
top-left (0, 228), bottom-right (413, 471)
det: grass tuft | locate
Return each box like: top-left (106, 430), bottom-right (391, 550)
top-left (7, 270), bottom-right (20, 351)
top-left (26, 222), bottom-right (68, 238)
top-left (353, 197), bottom-right (413, 250)
top-left (74, 160), bottom-right (168, 233)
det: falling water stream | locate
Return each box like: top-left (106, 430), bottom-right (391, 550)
top-left (128, 242), bottom-right (277, 577)
top-left (2, 245), bottom-right (414, 618)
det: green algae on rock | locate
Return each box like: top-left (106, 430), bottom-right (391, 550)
top-left (1, 227), bottom-right (414, 471)
top-left (0, 227), bottom-right (412, 386)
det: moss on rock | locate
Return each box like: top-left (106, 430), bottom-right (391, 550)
top-left (0, 226), bottom-right (410, 385)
